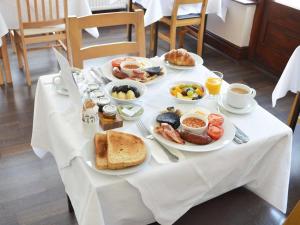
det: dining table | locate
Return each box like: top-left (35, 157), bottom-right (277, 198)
top-left (31, 55), bottom-right (292, 225)
top-left (0, 0), bottom-right (99, 38)
top-left (132, 0), bottom-right (228, 27)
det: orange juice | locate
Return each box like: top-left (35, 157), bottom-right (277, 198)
top-left (205, 77), bottom-right (222, 95)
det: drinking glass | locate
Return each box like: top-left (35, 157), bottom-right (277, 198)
top-left (205, 71), bottom-right (223, 98)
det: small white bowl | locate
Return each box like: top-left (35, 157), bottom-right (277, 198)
top-left (117, 104), bottom-right (144, 121)
top-left (105, 80), bottom-right (147, 104)
top-left (180, 113), bottom-right (208, 135)
top-left (120, 61), bottom-right (141, 77)
top-left (169, 81), bottom-right (207, 104)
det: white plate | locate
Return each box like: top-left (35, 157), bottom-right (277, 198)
top-left (81, 136), bottom-right (152, 176)
top-left (218, 94), bottom-right (257, 115)
top-left (100, 57), bottom-right (167, 85)
top-left (160, 52), bottom-right (204, 70)
top-left (150, 104), bottom-right (235, 152)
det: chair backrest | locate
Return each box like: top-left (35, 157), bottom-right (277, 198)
top-left (171, 0), bottom-right (208, 22)
top-left (68, 10), bottom-right (146, 69)
top-left (16, 0), bottom-right (68, 30)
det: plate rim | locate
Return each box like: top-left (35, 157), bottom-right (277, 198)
top-left (150, 105), bottom-right (236, 152)
top-left (101, 56), bottom-right (167, 85)
top-left (160, 52), bottom-right (204, 70)
top-left (81, 134), bottom-right (152, 176)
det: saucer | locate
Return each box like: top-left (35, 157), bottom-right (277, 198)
top-left (218, 94), bottom-right (257, 114)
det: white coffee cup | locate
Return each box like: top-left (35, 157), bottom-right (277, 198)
top-left (226, 83), bottom-right (256, 108)
top-left (52, 75), bottom-right (66, 91)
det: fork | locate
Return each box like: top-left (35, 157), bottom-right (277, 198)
top-left (136, 120), bottom-right (181, 162)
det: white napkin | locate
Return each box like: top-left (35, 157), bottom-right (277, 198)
top-left (272, 46), bottom-right (300, 107)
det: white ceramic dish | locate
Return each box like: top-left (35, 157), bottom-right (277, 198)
top-left (117, 104), bottom-right (144, 121)
top-left (81, 136), bottom-right (152, 176)
top-left (100, 57), bottom-right (167, 85)
top-left (180, 113), bottom-right (208, 135)
top-left (105, 80), bottom-right (147, 104)
top-left (218, 94), bottom-right (257, 115)
top-left (160, 52), bottom-right (204, 70)
top-left (169, 81), bottom-right (207, 104)
top-left (150, 104), bottom-right (235, 152)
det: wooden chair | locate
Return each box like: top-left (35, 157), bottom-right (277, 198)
top-left (283, 201), bottom-right (300, 225)
top-left (13, 0), bottom-right (70, 86)
top-left (68, 10), bottom-right (145, 69)
top-left (152, 0), bottom-right (208, 56)
top-left (288, 92), bottom-right (300, 132)
top-left (0, 35), bottom-right (12, 85)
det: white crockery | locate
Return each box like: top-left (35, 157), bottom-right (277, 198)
top-left (180, 113), bottom-right (208, 135)
top-left (120, 61), bottom-right (141, 77)
top-left (169, 81), bottom-right (207, 104)
top-left (226, 83), bottom-right (256, 109)
top-left (105, 80), bottom-right (147, 104)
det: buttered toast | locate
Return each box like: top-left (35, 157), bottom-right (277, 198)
top-left (94, 131), bottom-right (147, 170)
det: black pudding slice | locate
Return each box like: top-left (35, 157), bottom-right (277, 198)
top-left (156, 112), bottom-right (180, 129)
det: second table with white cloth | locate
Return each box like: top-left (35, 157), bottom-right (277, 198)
top-left (0, 0), bottom-right (99, 38)
top-left (0, 13), bottom-right (8, 47)
top-left (132, 0), bottom-right (228, 26)
top-left (32, 62), bottom-right (292, 225)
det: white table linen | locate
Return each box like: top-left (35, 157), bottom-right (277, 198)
top-left (0, 13), bottom-right (8, 47)
top-left (133, 0), bottom-right (228, 27)
top-left (0, 0), bottom-right (99, 38)
top-left (32, 63), bottom-right (292, 225)
top-left (272, 46), bottom-right (300, 107)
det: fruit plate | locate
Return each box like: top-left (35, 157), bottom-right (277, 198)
top-left (81, 136), bottom-right (152, 176)
top-left (150, 104), bottom-right (235, 152)
top-left (160, 52), bottom-right (204, 70)
top-left (100, 57), bottom-right (167, 85)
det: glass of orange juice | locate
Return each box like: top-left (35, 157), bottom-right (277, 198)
top-left (205, 71), bottom-right (223, 98)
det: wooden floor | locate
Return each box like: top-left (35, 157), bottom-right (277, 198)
top-left (0, 26), bottom-right (299, 225)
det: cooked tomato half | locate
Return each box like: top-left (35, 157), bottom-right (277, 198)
top-left (111, 58), bottom-right (124, 68)
top-left (207, 124), bottom-right (224, 140)
top-left (208, 113), bottom-right (224, 127)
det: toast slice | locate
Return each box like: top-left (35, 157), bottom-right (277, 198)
top-left (94, 133), bottom-right (108, 169)
top-left (106, 130), bottom-right (147, 170)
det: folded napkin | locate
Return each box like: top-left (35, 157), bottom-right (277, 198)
top-left (272, 46), bottom-right (300, 107)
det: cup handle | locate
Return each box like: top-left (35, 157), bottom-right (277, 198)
top-left (250, 88), bottom-right (256, 98)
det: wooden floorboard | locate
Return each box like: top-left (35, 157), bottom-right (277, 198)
top-left (0, 26), bottom-right (299, 225)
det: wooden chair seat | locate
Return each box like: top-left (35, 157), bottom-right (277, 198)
top-left (16, 25), bottom-right (65, 37)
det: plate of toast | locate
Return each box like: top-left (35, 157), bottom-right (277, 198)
top-left (82, 130), bottom-right (151, 175)
top-left (161, 49), bottom-right (203, 70)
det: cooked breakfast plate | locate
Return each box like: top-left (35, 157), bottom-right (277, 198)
top-left (82, 131), bottom-right (151, 176)
top-left (100, 57), bottom-right (167, 85)
top-left (161, 51), bottom-right (204, 70)
top-left (150, 104), bottom-right (235, 152)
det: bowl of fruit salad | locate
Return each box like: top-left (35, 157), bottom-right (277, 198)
top-left (169, 81), bottom-right (206, 104)
top-left (105, 80), bottom-right (147, 104)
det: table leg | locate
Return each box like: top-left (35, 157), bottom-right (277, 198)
top-left (288, 92), bottom-right (300, 132)
top-left (1, 35), bottom-right (12, 84)
top-left (150, 22), bottom-right (158, 57)
top-left (67, 194), bottom-right (74, 213)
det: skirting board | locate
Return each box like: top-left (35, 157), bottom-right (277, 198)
top-left (204, 31), bottom-right (249, 60)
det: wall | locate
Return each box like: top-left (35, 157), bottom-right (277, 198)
top-left (206, 0), bottom-right (256, 47)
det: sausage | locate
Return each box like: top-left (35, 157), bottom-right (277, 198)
top-left (180, 131), bottom-right (212, 145)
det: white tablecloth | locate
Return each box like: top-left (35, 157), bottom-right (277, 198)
top-left (0, 13), bottom-right (8, 47)
top-left (272, 46), bottom-right (300, 107)
top-left (32, 64), bottom-right (292, 225)
top-left (133, 0), bottom-right (228, 26)
top-left (0, 0), bottom-right (99, 38)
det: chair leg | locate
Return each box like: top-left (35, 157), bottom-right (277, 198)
top-left (14, 33), bottom-right (24, 70)
top-left (127, 0), bottom-right (133, 41)
top-left (1, 36), bottom-right (12, 84)
top-left (21, 45), bottom-right (32, 86)
top-left (197, 25), bottom-right (205, 56)
top-left (67, 194), bottom-right (74, 213)
top-left (288, 92), bottom-right (300, 132)
top-left (150, 22), bottom-right (158, 57)
top-left (178, 28), bottom-right (187, 49)
top-left (169, 26), bottom-right (177, 50)
top-left (9, 30), bottom-right (16, 54)
top-left (0, 65), bottom-right (4, 86)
